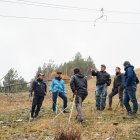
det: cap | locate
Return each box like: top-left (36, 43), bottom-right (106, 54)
top-left (56, 71), bottom-right (62, 74)
top-left (37, 73), bottom-right (45, 77)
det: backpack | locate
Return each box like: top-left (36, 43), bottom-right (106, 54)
top-left (136, 76), bottom-right (139, 84)
top-left (133, 71), bottom-right (139, 84)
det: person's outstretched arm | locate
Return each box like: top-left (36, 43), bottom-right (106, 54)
top-left (91, 70), bottom-right (98, 76)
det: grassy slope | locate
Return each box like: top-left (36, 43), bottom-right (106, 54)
top-left (0, 69), bottom-right (140, 140)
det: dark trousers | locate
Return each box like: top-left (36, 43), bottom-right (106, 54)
top-left (31, 95), bottom-right (44, 117)
top-left (75, 94), bottom-right (87, 122)
top-left (109, 86), bottom-right (123, 107)
top-left (123, 86), bottom-right (138, 113)
top-left (52, 92), bottom-right (67, 111)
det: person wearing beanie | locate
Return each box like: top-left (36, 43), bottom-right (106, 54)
top-left (29, 73), bottom-right (47, 121)
top-left (91, 65), bottom-right (111, 111)
top-left (108, 67), bottom-right (124, 111)
top-left (49, 72), bottom-right (68, 114)
top-left (123, 61), bottom-right (139, 119)
top-left (70, 67), bottom-right (88, 123)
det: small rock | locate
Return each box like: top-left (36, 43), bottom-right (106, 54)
top-left (113, 122), bottom-right (119, 126)
top-left (97, 116), bottom-right (103, 119)
top-left (94, 132), bottom-right (101, 137)
top-left (105, 137), bottom-right (115, 140)
top-left (2, 126), bottom-right (8, 129)
top-left (16, 119), bottom-right (23, 122)
top-left (97, 122), bottom-right (102, 124)
top-left (0, 121), bottom-right (4, 124)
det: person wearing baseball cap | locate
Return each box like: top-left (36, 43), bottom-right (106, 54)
top-left (49, 71), bottom-right (68, 114)
top-left (29, 73), bottom-right (47, 121)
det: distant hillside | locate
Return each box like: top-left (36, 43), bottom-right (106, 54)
top-left (135, 68), bottom-right (140, 78)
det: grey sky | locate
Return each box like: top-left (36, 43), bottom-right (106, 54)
top-left (0, 0), bottom-right (140, 81)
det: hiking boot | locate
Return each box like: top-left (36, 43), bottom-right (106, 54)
top-left (63, 110), bottom-right (69, 113)
top-left (100, 107), bottom-right (105, 111)
top-left (132, 112), bottom-right (137, 118)
top-left (77, 119), bottom-right (83, 123)
top-left (96, 108), bottom-right (100, 111)
top-left (34, 114), bottom-right (38, 119)
top-left (53, 111), bottom-right (57, 115)
top-left (107, 107), bottom-right (113, 111)
top-left (123, 112), bottom-right (135, 119)
top-left (29, 113), bottom-right (34, 122)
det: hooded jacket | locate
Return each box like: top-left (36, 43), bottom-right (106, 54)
top-left (124, 65), bottom-right (137, 88)
top-left (70, 74), bottom-right (88, 95)
top-left (92, 70), bottom-right (111, 86)
top-left (50, 77), bottom-right (66, 93)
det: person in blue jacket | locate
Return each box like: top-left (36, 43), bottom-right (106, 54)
top-left (123, 61), bottom-right (139, 119)
top-left (50, 72), bottom-right (68, 113)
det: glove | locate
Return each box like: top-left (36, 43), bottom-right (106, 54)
top-left (29, 93), bottom-right (32, 97)
top-left (74, 90), bottom-right (78, 95)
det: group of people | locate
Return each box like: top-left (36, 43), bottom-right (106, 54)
top-left (29, 61), bottom-right (139, 122)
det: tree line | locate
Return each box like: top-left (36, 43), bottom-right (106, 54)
top-left (36, 52), bottom-right (96, 79)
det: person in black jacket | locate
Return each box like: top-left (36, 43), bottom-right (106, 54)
top-left (108, 67), bottom-right (124, 111)
top-left (91, 65), bottom-right (111, 111)
top-left (29, 73), bottom-right (47, 121)
top-left (70, 68), bottom-right (88, 122)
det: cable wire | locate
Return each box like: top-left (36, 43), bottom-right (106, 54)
top-left (0, 0), bottom-right (140, 15)
top-left (0, 14), bottom-right (94, 22)
top-left (1, 14), bottom-right (140, 25)
top-left (0, 0), bottom-right (100, 11)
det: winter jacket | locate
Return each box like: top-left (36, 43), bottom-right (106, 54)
top-left (113, 72), bottom-right (124, 89)
top-left (92, 70), bottom-right (111, 86)
top-left (30, 79), bottom-right (47, 96)
top-left (50, 77), bottom-right (66, 93)
top-left (124, 65), bottom-right (137, 88)
top-left (70, 74), bottom-right (88, 95)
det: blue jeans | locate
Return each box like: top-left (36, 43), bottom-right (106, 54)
top-left (52, 92), bottom-right (67, 111)
top-left (96, 85), bottom-right (107, 110)
top-left (123, 86), bottom-right (138, 113)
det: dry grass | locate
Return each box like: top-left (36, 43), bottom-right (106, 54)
top-left (0, 69), bottom-right (140, 140)
top-left (55, 125), bottom-right (82, 140)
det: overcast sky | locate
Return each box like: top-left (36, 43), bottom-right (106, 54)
top-left (0, 0), bottom-right (140, 81)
